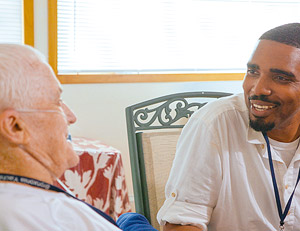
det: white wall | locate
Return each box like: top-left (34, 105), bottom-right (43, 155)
top-left (62, 81), bottom-right (243, 203)
top-left (34, 0), bottom-right (244, 203)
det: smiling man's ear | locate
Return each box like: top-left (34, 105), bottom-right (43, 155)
top-left (0, 109), bottom-right (29, 145)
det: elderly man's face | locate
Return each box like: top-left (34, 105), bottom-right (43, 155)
top-left (243, 40), bottom-right (300, 141)
top-left (22, 67), bottom-right (79, 178)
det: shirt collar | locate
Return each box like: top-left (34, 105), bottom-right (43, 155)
top-left (246, 124), bottom-right (265, 145)
top-left (292, 145), bottom-right (300, 163)
top-left (250, 126), bottom-right (300, 164)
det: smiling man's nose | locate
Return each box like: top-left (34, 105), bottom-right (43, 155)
top-left (252, 76), bottom-right (272, 96)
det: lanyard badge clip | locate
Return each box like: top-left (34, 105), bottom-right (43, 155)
top-left (279, 222), bottom-right (284, 231)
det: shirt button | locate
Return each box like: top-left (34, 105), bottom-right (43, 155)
top-left (261, 144), bottom-right (265, 149)
top-left (288, 210), bottom-right (291, 215)
top-left (285, 185), bottom-right (289, 189)
top-left (171, 192), bottom-right (176, 197)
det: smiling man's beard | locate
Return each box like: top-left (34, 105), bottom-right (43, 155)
top-left (249, 117), bottom-right (275, 132)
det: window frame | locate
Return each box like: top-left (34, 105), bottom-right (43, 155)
top-left (48, 0), bottom-right (244, 84)
top-left (24, 0), bottom-right (34, 46)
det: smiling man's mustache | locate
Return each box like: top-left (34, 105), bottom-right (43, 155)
top-left (248, 95), bottom-right (281, 106)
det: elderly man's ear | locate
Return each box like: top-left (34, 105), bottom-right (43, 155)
top-left (0, 109), bottom-right (29, 145)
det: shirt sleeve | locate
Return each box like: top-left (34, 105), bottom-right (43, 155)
top-left (156, 112), bottom-right (222, 230)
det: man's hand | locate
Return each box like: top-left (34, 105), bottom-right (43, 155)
top-left (163, 223), bottom-right (203, 231)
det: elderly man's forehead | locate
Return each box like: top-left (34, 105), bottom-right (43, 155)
top-left (47, 77), bottom-right (63, 98)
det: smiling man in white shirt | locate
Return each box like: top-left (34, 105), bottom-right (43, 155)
top-left (157, 23), bottom-right (300, 231)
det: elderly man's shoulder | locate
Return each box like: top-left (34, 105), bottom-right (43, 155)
top-left (0, 183), bottom-right (60, 230)
top-left (0, 182), bottom-right (71, 219)
top-left (0, 183), bottom-right (121, 230)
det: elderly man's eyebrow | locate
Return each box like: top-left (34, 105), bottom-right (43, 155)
top-left (57, 87), bottom-right (63, 96)
top-left (55, 87), bottom-right (63, 100)
top-left (247, 63), bottom-right (260, 69)
top-left (270, 68), bottom-right (295, 78)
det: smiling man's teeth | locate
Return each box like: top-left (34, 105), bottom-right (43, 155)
top-left (252, 103), bottom-right (275, 111)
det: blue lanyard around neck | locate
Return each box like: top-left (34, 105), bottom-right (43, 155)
top-left (0, 173), bottom-right (118, 227)
top-left (263, 132), bottom-right (300, 230)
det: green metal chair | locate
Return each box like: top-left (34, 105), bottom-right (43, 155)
top-left (125, 91), bottom-right (232, 230)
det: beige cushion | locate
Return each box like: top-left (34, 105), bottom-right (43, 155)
top-left (141, 129), bottom-right (182, 231)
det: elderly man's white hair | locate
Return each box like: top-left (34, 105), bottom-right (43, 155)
top-left (0, 44), bottom-right (55, 111)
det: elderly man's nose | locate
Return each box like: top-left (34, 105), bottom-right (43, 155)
top-left (62, 103), bottom-right (77, 124)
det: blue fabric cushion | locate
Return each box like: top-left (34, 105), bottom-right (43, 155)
top-left (117, 212), bottom-right (158, 231)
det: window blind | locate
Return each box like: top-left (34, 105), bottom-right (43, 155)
top-left (57, 0), bottom-right (300, 75)
top-left (0, 0), bottom-right (23, 44)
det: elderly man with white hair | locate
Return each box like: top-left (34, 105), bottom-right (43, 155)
top-left (0, 44), bottom-right (156, 231)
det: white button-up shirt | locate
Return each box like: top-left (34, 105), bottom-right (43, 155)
top-left (157, 93), bottom-right (300, 231)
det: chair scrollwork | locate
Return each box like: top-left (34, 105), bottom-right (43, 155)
top-left (134, 98), bottom-right (206, 129)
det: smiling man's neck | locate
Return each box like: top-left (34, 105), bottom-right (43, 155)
top-left (267, 127), bottom-right (300, 143)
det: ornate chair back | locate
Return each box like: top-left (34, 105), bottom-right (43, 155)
top-left (125, 91), bottom-right (232, 230)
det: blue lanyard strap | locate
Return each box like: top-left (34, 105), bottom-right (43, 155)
top-left (263, 132), bottom-right (300, 229)
top-left (0, 173), bottom-right (118, 227)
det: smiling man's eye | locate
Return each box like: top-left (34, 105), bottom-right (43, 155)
top-left (274, 75), bottom-right (291, 82)
top-left (247, 69), bottom-right (258, 75)
top-left (277, 76), bottom-right (285, 80)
